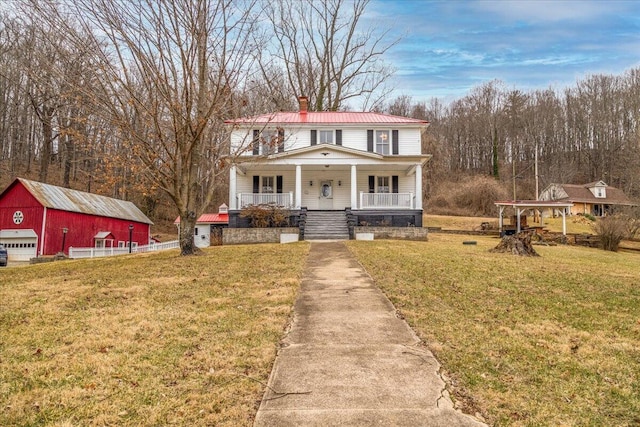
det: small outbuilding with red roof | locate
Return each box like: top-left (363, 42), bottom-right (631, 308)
top-left (174, 204), bottom-right (228, 248)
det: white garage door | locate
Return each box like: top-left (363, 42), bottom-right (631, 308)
top-left (0, 229), bottom-right (38, 261)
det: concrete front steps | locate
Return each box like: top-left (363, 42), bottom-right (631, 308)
top-left (303, 211), bottom-right (349, 240)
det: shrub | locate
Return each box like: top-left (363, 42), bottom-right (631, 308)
top-left (240, 203), bottom-right (290, 228)
top-left (592, 215), bottom-right (629, 251)
top-left (428, 176), bottom-right (510, 217)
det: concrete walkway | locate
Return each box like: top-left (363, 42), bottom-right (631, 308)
top-left (253, 241), bottom-right (487, 427)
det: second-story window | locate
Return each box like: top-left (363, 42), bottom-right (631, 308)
top-left (253, 128), bottom-right (285, 155)
top-left (375, 130), bottom-right (390, 154)
top-left (319, 130), bottom-right (333, 144)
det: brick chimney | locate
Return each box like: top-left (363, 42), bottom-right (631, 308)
top-left (298, 96), bottom-right (308, 114)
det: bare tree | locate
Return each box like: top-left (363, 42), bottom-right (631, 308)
top-left (261, 0), bottom-right (398, 111)
top-left (28, 0), bottom-right (260, 255)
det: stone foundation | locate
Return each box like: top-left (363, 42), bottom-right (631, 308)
top-left (353, 226), bottom-right (428, 241)
top-left (222, 227), bottom-right (300, 245)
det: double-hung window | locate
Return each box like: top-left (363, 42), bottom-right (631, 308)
top-left (319, 130), bottom-right (333, 144)
top-left (375, 130), bottom-right (390, 154)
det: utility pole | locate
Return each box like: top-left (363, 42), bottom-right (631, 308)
top-left (535, 140), bottom-right (539, 200)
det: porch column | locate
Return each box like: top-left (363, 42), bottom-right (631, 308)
top-left (414, 163), bottom-right (423, 210)
top-left (229, 165), bottom-right (237, 210)
top-left (295, 164), bottom-right (302, 209)
top-left (350, 164), bottom-right (358, 209)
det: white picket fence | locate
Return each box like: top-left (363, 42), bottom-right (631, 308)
top-left (69, 240), bottom-right (180, 259)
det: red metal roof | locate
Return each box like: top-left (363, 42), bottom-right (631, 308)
top-left (225, 111), bottom-right (429, 125)
top-left (174, 213), bottom-right (228, 224)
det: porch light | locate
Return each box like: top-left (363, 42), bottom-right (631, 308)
top-left (309, 180), bottom-right (313, 186)
top-left (338, 180), bottom-right (342, 186)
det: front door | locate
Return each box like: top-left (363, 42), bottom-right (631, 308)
top-left (319, 180), bottom-right (333, 210)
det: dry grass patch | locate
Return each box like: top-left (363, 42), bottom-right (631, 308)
top-left (0, 243), bottom-right (309, 426)
top-left (347, 235), bottom-right (640, 426)
top-left (425, 213), bottom-right (595, 235)
top-left (424, 214), bottom-right (495, 230)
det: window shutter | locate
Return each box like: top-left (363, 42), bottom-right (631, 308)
top-left (392, 175), bottom-right (399, 193)
top-left (276, 175), bottom-right (283, 194)
top-left (310, 129), bottom-right (317, 146)
top-left (336, 129), bottom-right (342, 146)
top-left (253, 176), bottom-right (260, 193)
top-left (392, 130), bottom-right (399, 155)
top-left (252, 130), bottom-right (259, 155)
top-left (278, 128), bottom-right (285, 152)
top-left (368, 176), bottom-right (375, 193)
top-left (367, 130), bottom-right (374, 152)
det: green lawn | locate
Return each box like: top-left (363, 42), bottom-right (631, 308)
top-left (347, 235), bottom-right (640, 426)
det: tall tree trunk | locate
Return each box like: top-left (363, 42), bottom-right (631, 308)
top-left (38, 106), bottom-right (54, 182)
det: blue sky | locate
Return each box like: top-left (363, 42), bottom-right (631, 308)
top-left (367, 0), bottom-right (640, 104)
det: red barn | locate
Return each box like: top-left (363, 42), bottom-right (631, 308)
top-left (0, 178), bottom-right (153, 261)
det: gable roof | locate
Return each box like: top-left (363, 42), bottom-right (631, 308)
top-left (1, 178), bottom-right (153, 224)
top-left (174, 213), bottom-right (228, 225)
top-left (269, 143), bottom-right (385, 160)
top-left (94, 231), bottom-right (115, 239)
top-left (225, 111), bottom-right (429, 126)
top-left (549, 182), bottom-right (634, 205)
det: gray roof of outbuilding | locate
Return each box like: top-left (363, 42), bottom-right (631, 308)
top-left (15, 178), bottom-right (153, 224)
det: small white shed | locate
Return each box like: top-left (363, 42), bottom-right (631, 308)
top-left (174, 204), bottom-right (229, 248)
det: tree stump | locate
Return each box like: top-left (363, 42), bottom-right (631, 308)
top-left (490, 231), bottom-right (540, 256)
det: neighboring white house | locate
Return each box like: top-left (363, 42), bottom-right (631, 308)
top-left (225, 97), bottom-right (431, 228)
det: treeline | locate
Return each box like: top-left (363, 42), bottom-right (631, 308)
top-left (0, 0), bottom-right (395, 232)
top-left (1, 1), bottom-right (639, 228)
top-left (386, 75), bottom-right (640, 205)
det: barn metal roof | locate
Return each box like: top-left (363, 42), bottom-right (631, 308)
top-left (225, 111), bottom-right (429, 126)
top-left (15, 178), bottom-right (153, 225)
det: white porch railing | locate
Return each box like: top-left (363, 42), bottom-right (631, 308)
top-left (238, 192), bottom-right (294, 208)
top-left (360, 192), bottom-right (414, 209)
top-left (69, 240), bottom-right (180, 259)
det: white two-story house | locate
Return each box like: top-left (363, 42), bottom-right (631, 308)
top-left (225, 97), bottom-right (431, 232)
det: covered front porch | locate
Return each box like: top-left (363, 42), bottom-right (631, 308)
top-left (229, 145), bottom-right (428, 212)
